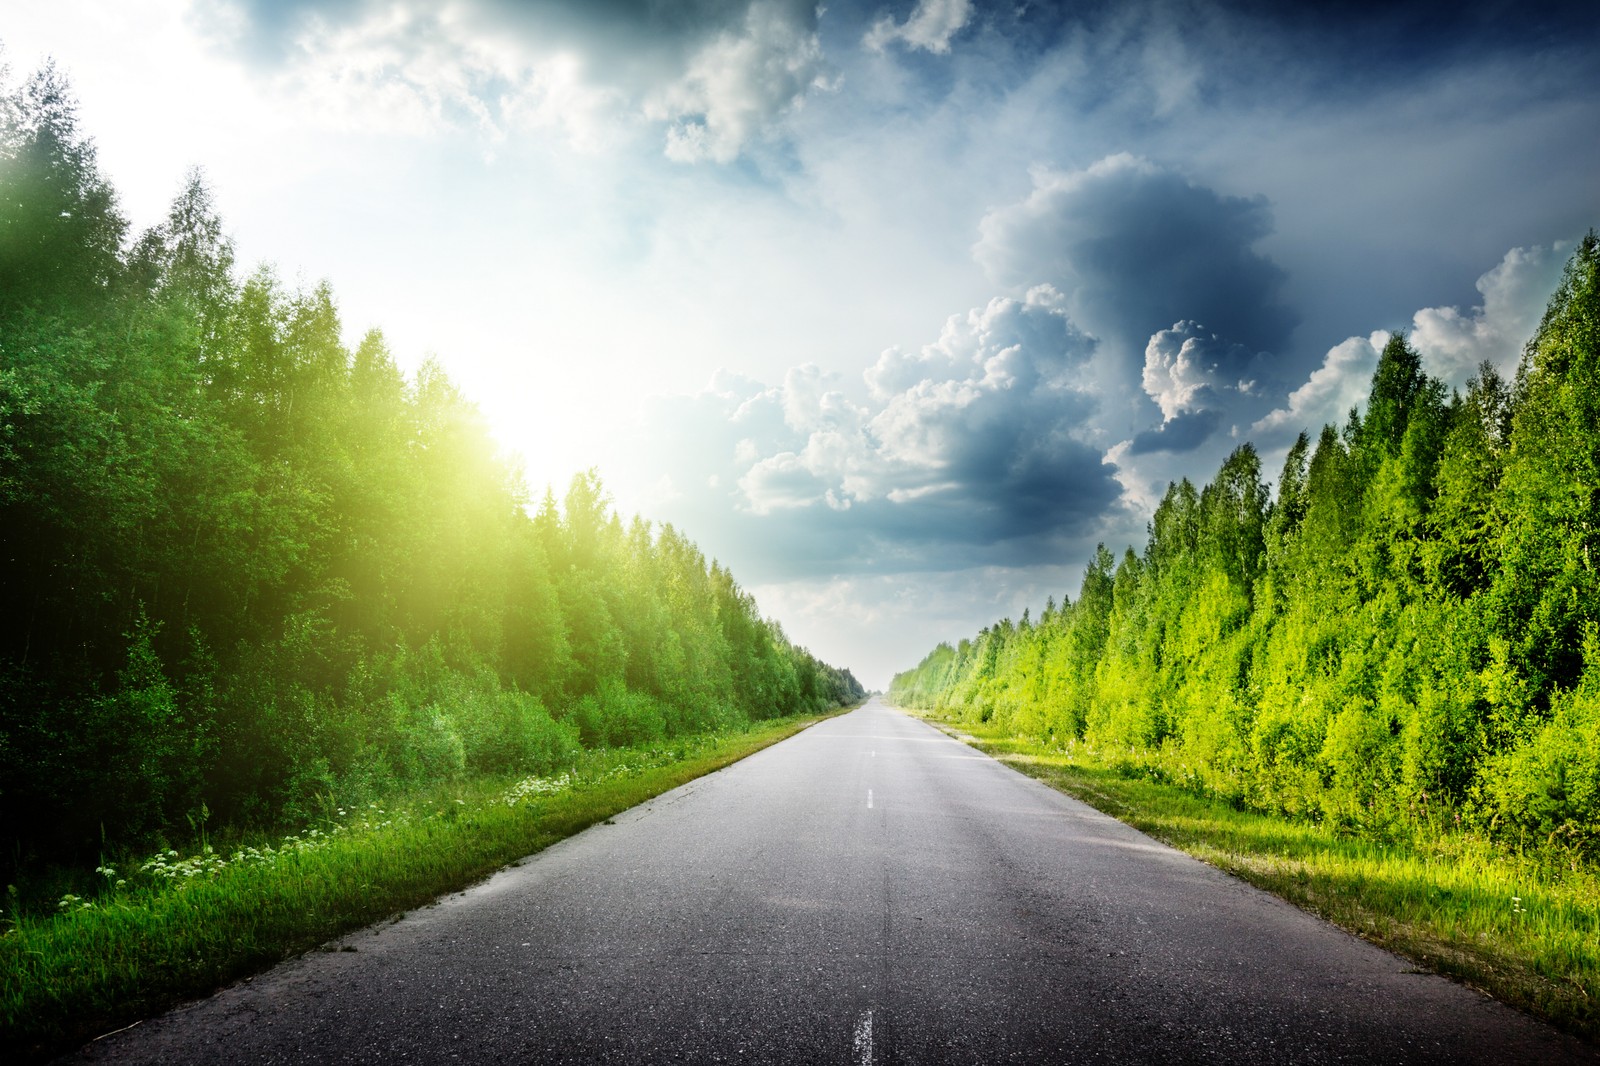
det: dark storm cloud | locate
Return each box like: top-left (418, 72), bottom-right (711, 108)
top-left (1212, 0), bottom-right (1600, 88)
top-left (619, 291), bottom-right (1128, 580)
top-left (976, 0), bottom-right (1598, 361)
top-left (976, 154), bottom-right (1296, 360)
top-left (1127, 409), bottom-right (1222, 455)
top-left (962, 0), bottom-right (1600, 100)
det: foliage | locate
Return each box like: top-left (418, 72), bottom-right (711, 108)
top-left (0, 66), bottom-right (862, 887)
top-left (892, 232), bottom-right (1600, 863)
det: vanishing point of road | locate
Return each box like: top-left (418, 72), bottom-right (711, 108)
top-left (66, 698), bottom-right (1596, 1064)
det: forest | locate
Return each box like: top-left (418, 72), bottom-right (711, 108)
top-left (0, 63), bottom-right (862, 882)
top-left (893, 232), bottom-right (1600, 858)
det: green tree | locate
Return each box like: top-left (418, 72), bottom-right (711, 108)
top-left (0, 63), bottom-right (125, 323)
top-left (1489, 233), bottom-right (1600, 697)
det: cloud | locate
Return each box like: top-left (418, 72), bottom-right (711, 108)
top-left (748, 289), bottom-right (1112, 523)
top-left (1140, 319), bottom-right (1256, 419)
top-left (1250, 236), bottom-right (1578, 444)
top-left (647, 0), bottom-right (830, 163)
top-left (267, 3), bottom-right (543, 139)
top-left (740, 450), bottom-right (834, 513)
top-left (1409, 240), bottom-right (1570, 384)
top-left (1127, 408), bottom-right (1223, 456)
top-left (975, 154), bottom-right (1296, 360)
top-left (621, 288), bottom-right (1127, 578)
top-left (1252, 331), bottom-right (1388, 443)
top-left (216, 0), bottom-right (829, 161)
top-left (1127, 319), bottom-right (1270, 453)
top-left (849, 290), bottom-right (1111, 523)
top-left (864, 0), bottom-right (974, 55)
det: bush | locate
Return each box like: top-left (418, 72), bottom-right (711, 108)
top-left (568, 680), bottom-right (669, 748)
top-left (381, 693), bottom-right (466, 783)
top-left (1478, 682), bottom-right (1600, 856)
top-left (1318, 698), bottom-right (1399, 829)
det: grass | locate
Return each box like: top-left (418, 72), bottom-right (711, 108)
top-left (909, 709), bottom-right (1600, 1045)
top-left (0, 710), bottom-right (847, 1063)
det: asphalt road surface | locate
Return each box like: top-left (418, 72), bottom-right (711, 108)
top-left (66, 698), bottom-right (1596, 1064)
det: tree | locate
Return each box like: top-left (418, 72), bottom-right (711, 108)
top-left (1357, 332), bottom-right (1427, 470)
top-left (1489, 233), bottom-right (1600, 697)
top-left (1426, 364), bottom-right (1510, 598)
top-left (0, 63), bottom-right (126, 323)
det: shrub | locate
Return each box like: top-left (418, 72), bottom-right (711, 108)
top-left (1478, 682), bottom-right (1600, 856)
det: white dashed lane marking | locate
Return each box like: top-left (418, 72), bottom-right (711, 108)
top-left (853, 1009), bottom-right (873, 1065)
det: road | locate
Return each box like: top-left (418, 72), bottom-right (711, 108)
top-left (66, 698), bottom-right (1595, 1064)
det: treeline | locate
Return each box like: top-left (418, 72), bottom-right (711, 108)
top-left (0, 64), bottom-right (861, 875)
top-left (893, 234), bottom-right (1600, 855)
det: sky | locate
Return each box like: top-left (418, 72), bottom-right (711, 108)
top-left (4, 0), bottom-right (1598, 688)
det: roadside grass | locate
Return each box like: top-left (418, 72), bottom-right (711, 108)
top-left (0, 710), bottom-right (847, 1062)
top-left (911, 710), bottom-right (1600, 1045)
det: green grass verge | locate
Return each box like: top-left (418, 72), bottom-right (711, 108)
top-left (909, 709), bottom-right (1600, 1045)
top-left (0, 710), bottom-right (848, 1062)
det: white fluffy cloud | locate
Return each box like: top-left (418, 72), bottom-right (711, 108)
top-left (1409, 241), bottom-right (1569, 384)
top-left (1141, 320), bottom-right (1253, 422)
top-left (1251, 331), bottom-right (1388, 443)
top-left (1122, 320), bottom-right (1264, 455)
top-left (224, 0), bottom-right (830, 162)
top-left (1251, 239), bottom-right (1574, 444)
top-left (864, 0), bottom-right (973, 55)
top-left (274, 4), bottom-right (549, 139)
top-left (737, 364), bottom-right (866, 513)
top-left (648, 0), bottom-right (831, 163)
